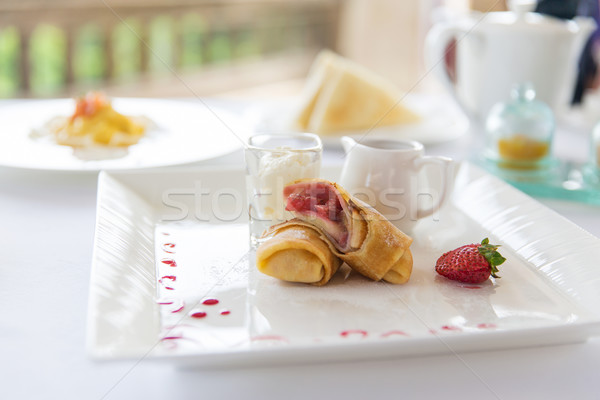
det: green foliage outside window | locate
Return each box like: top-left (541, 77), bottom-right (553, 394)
top-left (0, 10), bottom-right (308, 97)
top-left (0, 27), bottom-right (19, 96)
top-left (29, 25), bottom-right (67, 96)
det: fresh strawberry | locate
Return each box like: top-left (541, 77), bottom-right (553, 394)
top-left (435, 238), bottom-right (505, 284)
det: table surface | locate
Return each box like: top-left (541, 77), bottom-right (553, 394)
top-left (2, 98), bottom-right (600, 400)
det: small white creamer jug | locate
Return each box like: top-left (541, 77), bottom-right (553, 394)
top-left (339, 137), bottom-right (453, 233)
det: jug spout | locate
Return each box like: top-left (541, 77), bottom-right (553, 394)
top-left (341, 136), bottom-right (357, 154)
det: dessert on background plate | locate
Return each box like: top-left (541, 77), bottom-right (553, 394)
top-left (43, 91), bottom-right (149, 148)
top-left (293, 50), bottom-right (420, 135)
top-left (248, 50), bottom-right (469, 147)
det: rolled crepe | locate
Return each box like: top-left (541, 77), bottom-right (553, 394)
top-left (283, 179), bottom-right (413, 284)
top-left (256, 224), bottom-right (342, 286)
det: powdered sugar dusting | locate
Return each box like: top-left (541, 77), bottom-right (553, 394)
top-left (383, 229), bottom-right (399, 247)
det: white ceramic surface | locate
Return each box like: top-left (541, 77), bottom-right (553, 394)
top-left (0, 98), bottom-right (249, 171)
top-left (425, 9), bottom-right (595, 121)
top-left (87, 163), bottom-right (600, 367)
top-left (339, 137), bottom-right (453, 232)
top-left (250, 93), bottom-right (469, 147)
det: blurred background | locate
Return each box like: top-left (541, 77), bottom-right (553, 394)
top-left (0, 0), bottom-right (510, 99)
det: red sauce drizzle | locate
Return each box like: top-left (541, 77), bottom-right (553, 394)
top-left (340, 329), bottom-right (368, 338)
top-left (162, 243), bottom-right (176, 253)
top-left (202, 299), bottom-right (219, 306)
top-left (220, 310), bottom-right (230, 316)
top-left (441, 325), bottom-right (461, 331)
top-left (171, 302), bottom-right (184, 313)
top-left (251, 335), bottom-right (288, 343)
top-left (381, 330), bottom-right (408, 338)
top-left (157, 298), bottom-right (184, 313)
top-left (160, 337), bottom-right (179, 350)
top-left (477, 323), bottom-right (497, 329)
top-left (161, 335), bottom-right (183, 340)
top-left (190, 311), bottom-right (207, 319)
top-left (159, 276), bottom-right (176, 290)
top-left (161, 258), bottom-right (177, 267)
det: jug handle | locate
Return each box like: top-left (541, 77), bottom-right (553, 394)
top-left (413, 156), bottom-right (454, 220)
top-left (424, 22), bottom-right (470, 116)
top-left (340, 136), bottom-right (357, 154)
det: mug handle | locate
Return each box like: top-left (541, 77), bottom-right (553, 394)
top-left (413, 156), bottom-right (454, 219)
top-left (424, 22), bottom-right (472, 116)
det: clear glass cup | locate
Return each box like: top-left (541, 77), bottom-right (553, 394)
top-left (245, 133), bottom-right (322, 248)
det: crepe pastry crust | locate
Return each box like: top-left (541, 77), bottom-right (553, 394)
top-left (382, 247), bottom-right (413, 284)
top-left (283, 179), bottom-right (413, 283)
top-left (294, 50), bottom-right (420, 135)
top-left (257, 224), bottom-right (342, 286)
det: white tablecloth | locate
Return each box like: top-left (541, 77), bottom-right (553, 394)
top-left (1, 100), bottom-right (600, 400)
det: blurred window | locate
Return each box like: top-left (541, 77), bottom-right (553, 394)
top-left (0, 0), bottom-right (340, 97)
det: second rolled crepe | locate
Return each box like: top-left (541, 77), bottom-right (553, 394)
top-left (256, 223), bottom-right (342, 286)
top-left (283, 179), bottom-right (413, 284)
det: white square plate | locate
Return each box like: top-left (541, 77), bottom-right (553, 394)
top-left (86, 162), bottom-right (600, 367)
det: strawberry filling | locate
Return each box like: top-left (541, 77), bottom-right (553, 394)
top-left (284, 181), bottom-right (349, 248)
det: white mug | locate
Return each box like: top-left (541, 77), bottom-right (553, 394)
top-left (339, 137), bottom-right (453, 233)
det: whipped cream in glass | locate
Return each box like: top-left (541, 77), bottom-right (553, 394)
top-left (245, 133), bottom-right (322, 248)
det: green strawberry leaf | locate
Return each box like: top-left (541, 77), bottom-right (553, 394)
top-left (478, 238), bottom-right (505, 279)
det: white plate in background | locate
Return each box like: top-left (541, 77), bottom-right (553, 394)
top-left (86, 163), bottom-right (600, 367)
top-left (0, 98), bottom-right (249, 172)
